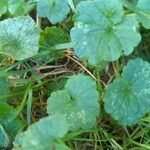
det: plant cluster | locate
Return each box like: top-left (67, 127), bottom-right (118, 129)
top-left (0, 0), bottom-right (150, 149)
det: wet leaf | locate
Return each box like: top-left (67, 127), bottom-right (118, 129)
top-left (104, 59), bottom-right (150, 125)
top-left (37, 0), bottom-right (70, 24)
top-left (0, 16), bottom-right (40, 60)
top-left (13, 115), bottom-right (69, 150)
top-left (71, 0), bottom-right (141, 65)
top-left (47, 74), bottom-right (100, 130)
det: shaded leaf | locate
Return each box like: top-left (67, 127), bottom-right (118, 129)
top-left (37, 27), bottom-right (69, 64)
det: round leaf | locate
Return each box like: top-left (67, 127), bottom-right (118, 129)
top-left (136, 0), bottom-right (150, 29)
top-left (104, 59), bottom-right (150, 125)
top-left (0, 16), bottom-right (40, 60)
top-left (37, 0), bottom-right (70, 24)
top-left (47, 74), bottom-right (100, 131)
top-left (13, 115), bottom-right (69, 150)
top-left (71, 0), bottom-right (141, 65)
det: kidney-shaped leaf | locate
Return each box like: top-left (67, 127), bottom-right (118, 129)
top-left (135, 0), bottom-right (150, 29)
top-left (47, 74), bottom-right (100, 131)
top-left (13, 115), bottom-right (69, 150)
top-left (37, 0), bottom-right (70, 24)
top-left (104, 59), bottom-right (150, 125)
top-left (0, 16), bottom-right (40, 60)
top-left (71, 0), bottom-right (141, 65)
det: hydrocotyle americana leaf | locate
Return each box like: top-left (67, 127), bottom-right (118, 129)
top-left (71, 0), bottom-right (141, 65)
top-left (104, 59), bottom-right (150, 126)
top-left (47, 74), bottom-right (100, 131)
top-left (37, 0), bottom-right (70, 24)
top-left (13, 115), bottom-right (69, 150)
top-left (0, 16), bottom-right (40, 60)
top-left (135, 0), bottom-right (150, 29)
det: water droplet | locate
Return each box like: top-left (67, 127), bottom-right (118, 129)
top-left (82, 41), bottom-right (87, 46)
top-left (77, 22), bottom-right (84, 29)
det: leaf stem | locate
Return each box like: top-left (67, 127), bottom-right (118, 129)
top-left (96, 67), bottom-right (102, 92)
top-left (119, 0), bottom-right (136, 11)
top-left (66, 55), bottom-right (97, 81)
top-left (112, 61), bottom-right (120, 78)
top-left (55, 42), bottom-right (74, 50)
top-left (68, 0), bottom-right (76, 12)
top-left (27, 88), bottom-right (33, 126)
top-left (16, 84), bottom-right (31, 116)
top-left (95, 66), bottom-right (103, 111)
top-left (129, 140), bottom-right (150, 149)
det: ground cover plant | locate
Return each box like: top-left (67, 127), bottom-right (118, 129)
top-left (0, 0), bottom-right (150, 149)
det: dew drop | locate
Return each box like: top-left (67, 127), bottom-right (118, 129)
top-left (77, 22), bottom-right (84, 29)
top-left (82, 41), bottom-right (87, 46)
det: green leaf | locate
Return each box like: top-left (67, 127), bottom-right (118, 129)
top-left (0, 103), bottom-right (25, 140)
top-left (0, 124), bottom-right (10, 148)
top-left (47, 74), bottom-right (100, 131)
top-left (136, 0), bottom-right (150, 29)
top-left (8, 0), bottom-right (26, 16)
top-left (55, 143), bottom-right (71, 150)
top-left (73, 0), bottom-right (84, 6)
top-left (0, 16), bottom-right (40, 60)
top-left (128, 0), bottom-right (138, 5)
top-left (37, 0), bottom-right (70, 24)
top-left (0, 103), bottom-right (14, 119)
top-left (0, 0), bottom-right (27, 16)
top-left (13, 115), bottom-right (69, 150)
top-left (104, 59), bottom-right (150, 125)
top-left (37, 27), bottom-right (69, 64)
top-left (0, 1), bottom-right (7, 17)
top-left (0, 77), bottom-right (9, 102)
top-left (71, 0), bottom-right (141, 65)
top-left (40, 27), bottom-right (69, 48)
